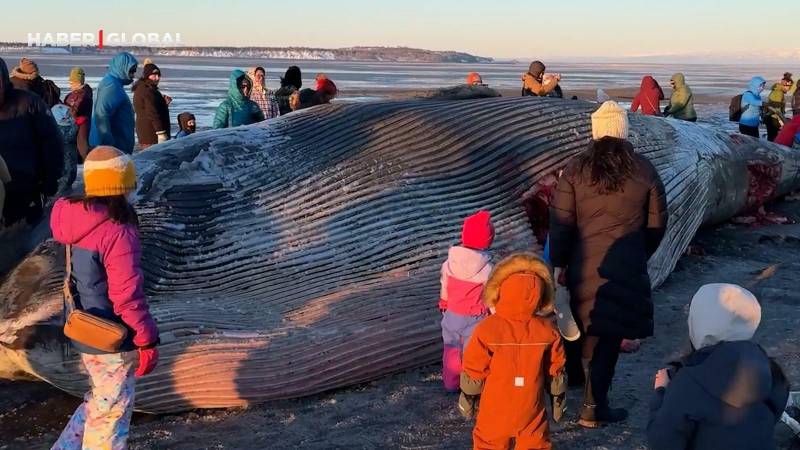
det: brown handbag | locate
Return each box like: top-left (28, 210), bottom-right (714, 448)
top-left (62, 245), bottom-right (129, 352)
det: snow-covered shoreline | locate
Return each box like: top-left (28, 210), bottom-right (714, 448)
top-left (0, 44), bottom-right (494, 63)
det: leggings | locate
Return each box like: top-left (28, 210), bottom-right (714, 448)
top-left (52, 352), bottom-right (136, 450)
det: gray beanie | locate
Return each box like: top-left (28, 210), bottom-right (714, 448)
top-left (688, 283), bottom-right (761, 350)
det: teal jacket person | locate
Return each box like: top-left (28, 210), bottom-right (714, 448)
top-left (89, 52), bottom-right (138, 153)
top-left (213, 70), bottom-right (265, 129)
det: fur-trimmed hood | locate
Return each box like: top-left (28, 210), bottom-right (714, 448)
top-left (10, 66), bottom-right (39, 81)
top-left (481, 252), bottom-right (554, 319)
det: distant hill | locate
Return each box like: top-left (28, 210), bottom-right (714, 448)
top-left (0, 43), bottom-right (493, 64)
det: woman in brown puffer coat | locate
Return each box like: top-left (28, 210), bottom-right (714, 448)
top-left (132, 63), bottom-right (170, 149)
top-left (549, 101), bottom-right (668, 428)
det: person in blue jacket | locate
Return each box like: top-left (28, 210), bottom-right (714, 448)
top-left (739, 76), bottom-right (766, 138)
top-left (89, 52), bottom-right (138, 154)
top-left (213, 69), bottom-right (264, 129)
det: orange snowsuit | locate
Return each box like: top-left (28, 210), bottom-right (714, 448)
top-left (462, 253), bottom-right (566, 450)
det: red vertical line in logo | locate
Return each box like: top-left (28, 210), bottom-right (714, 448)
top-left (98, 29), bottom-right (103, 49)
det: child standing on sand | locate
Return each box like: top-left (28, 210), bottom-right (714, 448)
top-left (459, 253), bottom-right (566, 450)
top-left (50, 146), bottom-right (159, 450)
top-left (439, 210), bottom-right (495, 392)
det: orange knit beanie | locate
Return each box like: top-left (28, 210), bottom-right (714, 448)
top-left (83, 146), bottom-right (136, 197)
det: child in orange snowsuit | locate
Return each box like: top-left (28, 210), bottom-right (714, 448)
top-left (460, 253), bottom-right (567, 450)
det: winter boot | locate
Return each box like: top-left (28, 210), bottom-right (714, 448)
top-left (578, 403), bottom-right (628, 428)
top-left (578, 367), bottom-right (628, 428)
top-left (442, 346), bottom-right (462, 392)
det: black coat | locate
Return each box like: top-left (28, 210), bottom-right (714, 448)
top-left (0, 58), bottom-right (64, 203)
top-left (10, 75), bottom-right (46, 99)
top-left (274, 85), bottom-right (297, 116)
top-left (10, 76), bottom-right (60, 108)
top-left (132, 80), bottom-right (170, 145)
top-left (647, 341), bottom-right (789, 450)
top-left (549, 147), bottom-right (667, 338)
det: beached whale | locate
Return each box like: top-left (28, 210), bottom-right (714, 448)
top-left (1, 96), bottom-right (798, 413)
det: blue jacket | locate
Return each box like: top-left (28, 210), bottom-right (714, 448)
top-left (89, 52), bottom-right (138, 153)
top-left (739, 76), bottom-right (766, 128)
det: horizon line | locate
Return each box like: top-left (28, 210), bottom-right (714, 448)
top-left (1, 41), bottom-right (797, 65)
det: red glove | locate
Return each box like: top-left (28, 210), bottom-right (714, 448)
top-left (438, 298), bottom-right (447, 313)
top-left (135, 346), bottom-right (159, 377)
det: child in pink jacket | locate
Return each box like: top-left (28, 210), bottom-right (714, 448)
top-left (50, 146), bottom-right (159, 450)
top-left (439, 210), bottom-right (494, 392)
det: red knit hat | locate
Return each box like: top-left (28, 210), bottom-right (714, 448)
top-left (466, 72), bottom-right (482, 85)
top-left (317, 78), bottom-right (338, 96)
top-left (461, 210), bottom-right (494, 250)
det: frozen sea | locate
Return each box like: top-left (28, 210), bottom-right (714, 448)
top-left (0, 52), bottom-right (794, 134)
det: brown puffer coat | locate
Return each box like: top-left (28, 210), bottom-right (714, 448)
top-left (132, 79), bottom-right (170, 145)
top-left (548, 142), bottom-right (667, 339)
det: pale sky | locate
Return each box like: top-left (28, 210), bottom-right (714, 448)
top-left (2, 0), bottom-right (798, 60)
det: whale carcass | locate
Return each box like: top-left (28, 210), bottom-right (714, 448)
top-left (1, 97), bottom-right (798, 413)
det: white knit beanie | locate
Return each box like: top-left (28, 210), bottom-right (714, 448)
top-left (688, 283), bottom-right (761, 350)
top-left (591, 100), bottom-right (629, 140)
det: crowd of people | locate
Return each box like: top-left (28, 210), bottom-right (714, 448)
top-left (0, 52), bottom-right (796, 449)
top-left (734, 73), bottom-right (800, 147)
top-left (518, 60), bottom-right (800, 146)
top-left (0, 53), bottom-right (341, 229)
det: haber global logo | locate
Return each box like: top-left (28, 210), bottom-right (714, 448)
top-left (27, 31), bottom-right (182, 48)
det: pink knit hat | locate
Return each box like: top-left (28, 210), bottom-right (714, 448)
top-left (461, 210), bottom-right (494, 250)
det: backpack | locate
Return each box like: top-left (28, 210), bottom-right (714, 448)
top-left (729, 94), bottom-right (745, 122)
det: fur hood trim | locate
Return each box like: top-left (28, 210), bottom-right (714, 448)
top-left (481, 252), bottom-right (554, 314)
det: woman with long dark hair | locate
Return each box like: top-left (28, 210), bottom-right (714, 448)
top-left (549, 101), bottom-right (668, 427)
top-left (50, 146), bottom-right (159, 449)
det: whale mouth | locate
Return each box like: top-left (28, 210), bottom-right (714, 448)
top-left (732, 162), bottom-right (790, 225)
top-left (746, 162), bottom-right (782, 212)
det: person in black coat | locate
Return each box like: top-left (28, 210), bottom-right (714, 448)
top-left (549, 100), bottom-right (668, 428)
top-left (275, 65), bottom-right (302, 116)
top-left (133, 63), bottom-right (171, 149)
top-left (0, 57), bottom-right (64, 226)
top-left (648, 283), bottom-right (790, 450)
